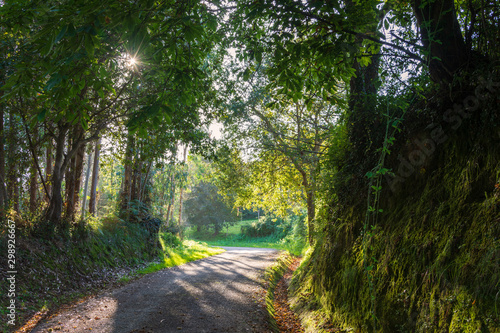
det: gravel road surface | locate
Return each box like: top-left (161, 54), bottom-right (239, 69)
top-left (31, 247), bottom-right (279, 333)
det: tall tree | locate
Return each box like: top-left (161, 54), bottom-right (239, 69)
top-left (65, 125), bottom-right (86, 221)
top-left (411, 0), bottom-right (468, 82)
top-left (120, 131), bottom-right (135, 220)
top-left (184, 181), bottom-right (237, 235)
top-left (81, 146), bottom-right (93, 220)
top-left (89, 138), bottom-right (101, 216)
top-left (218, 93), bottom-right (336, 244)
top-left (1, 0), bottom-right (222, 234)
top-left (6, 111), bottom-right (19, 211)
top-left (45, 139), bottom-right (53, 203)
top-left (177, 144), bottom-right (189, 235)
top-left (29, 154), bottom-right (38, 213)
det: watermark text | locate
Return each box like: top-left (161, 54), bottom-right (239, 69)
top-left (6, 219), bottom-right (17, 326)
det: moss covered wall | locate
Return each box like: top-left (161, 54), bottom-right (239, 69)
top-left (290, 75), bottom-right (500, 332)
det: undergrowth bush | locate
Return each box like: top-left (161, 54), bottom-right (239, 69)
top-left (241, 215), bottom-right (290, 238)
top-left (240, 213), bottom-right (305, 241)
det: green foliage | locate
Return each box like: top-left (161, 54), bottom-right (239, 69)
top-left (2, 1), bottom-right (499, 332)
top-left (241, 215), bottom-right (289, 238)
top-left (280, 214), bottom-right (308, 257)
top-left (159, 230), bottom-right (183, 249)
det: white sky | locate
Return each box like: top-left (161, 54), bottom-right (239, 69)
top-left (209, 121), bottom-right (223, 139)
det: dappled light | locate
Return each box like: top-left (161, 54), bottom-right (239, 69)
top-left (1, 0), bottom-right (499, 332)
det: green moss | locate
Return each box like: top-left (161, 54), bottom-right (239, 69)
top-left (290, 118), bottom-right (500, 331)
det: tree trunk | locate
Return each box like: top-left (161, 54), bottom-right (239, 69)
top-left (131, 143), bottom-right (141, 203)
top-left (120, 132), bottom-right (134, 218)
top-left (140, 159), bottom-right (153, 205)
top-left (177, 145), bottom-right (188, 237)
top-left (165, 202), bottom-right (172, 225)
top-left (45, 127), bottom-right (67, 231)
top-left (72, 142), bottom-right (86, 215)
top-left (64, 125), bottom-right (85, 221)
top-left (7, 112), bottom-right (19, 212)
top-left (305, 188), bottom-right (315, 245)
top-left (30, 160), bottom-right (37, 213)
top-left (46, 139), bottom-right (53, 202)
top-left (165, 168), bottom-right (176, 226)
top-left (412, 0), bottom-right (468, 83)
top-left (177, 177), bottom-right (185, 227)
top-left (64, 154), bottom-right (77, 219)
top-left (45, 172), bottom-right (64, 230)
top-left (41, 121), bottom-right (90, 235)
top-left (169, 174), bottom-right (177, 226)
top-left (81, 147), bottom-right (92, 220)
top-left (348, 53), bottom-right (381, 151)
top-left (299, 169), bottom-right (315, 245)
top-left (89, 138), bottom-right (101, 216)
top-left (14, 176), bottom-right (19, 212)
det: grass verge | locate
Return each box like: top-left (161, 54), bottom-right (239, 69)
top-left (133, 240), bottom-right (224, 276)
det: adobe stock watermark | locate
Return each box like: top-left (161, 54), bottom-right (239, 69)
top-left (385, 76), bottom-right (500, 192)
top-left (6, 219), bottom-right (17, 326)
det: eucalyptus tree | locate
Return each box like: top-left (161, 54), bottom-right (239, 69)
top-left (1, 0), bottom-right (222, 235)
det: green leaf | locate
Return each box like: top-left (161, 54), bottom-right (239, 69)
top-left (55, 24), bottom-right (68, 44)
top-left (148, 103), bottom-right (160, 116)
top-left (206, 15), bottom-right (218, 31)
top-left (255, 50), bottom-right (262, 63)
top-left (81, 118), bottom-right (89, 131)
top-left (45, 74), bottom-right (62, 91)
top-left (242, 68), bottom-right (250, 81)
top-left (66, 23), bottom-right (76, 37)
top-left (37, 109), bottom-right (47, 121)
top-left (84, 35), bottom-right (94, 57)
top-left (377, 168), bottom-right (389, 175)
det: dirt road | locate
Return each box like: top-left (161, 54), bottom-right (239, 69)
top-left (31, 247), bottom-right (279, 333)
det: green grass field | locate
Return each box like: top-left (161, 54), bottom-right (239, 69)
top-left (185, 219), bottom-right (299, 253)
top-left (184, 219), bottom-right (257, 240)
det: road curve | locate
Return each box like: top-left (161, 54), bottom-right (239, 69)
top-left (31, 247), bottom-right (279, 333)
